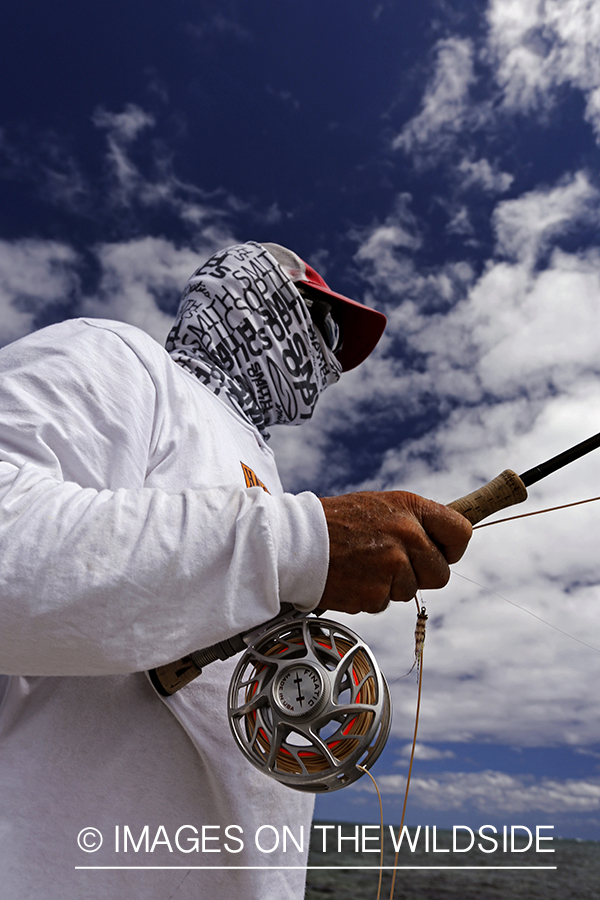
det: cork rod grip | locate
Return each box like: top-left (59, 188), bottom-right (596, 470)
top-left (447, 468), bottom-right (528, 526)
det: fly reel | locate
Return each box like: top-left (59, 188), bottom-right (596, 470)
top-left (227, 616), bottom-right (392, 792)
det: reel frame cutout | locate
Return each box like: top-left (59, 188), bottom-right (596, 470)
top-left (227, 616), bottom-right (392, 793)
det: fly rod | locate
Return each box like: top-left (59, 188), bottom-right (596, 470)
top-left (447, 429), bottom-right (600, 525)
top-left (149, 429), bottom-right (600, 695)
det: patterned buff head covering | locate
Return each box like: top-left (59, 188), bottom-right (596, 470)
top-left (165, 242), bottom-right (342, 433)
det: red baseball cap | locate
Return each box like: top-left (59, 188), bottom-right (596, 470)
top-left (262, 243), bottom-right (387, 371)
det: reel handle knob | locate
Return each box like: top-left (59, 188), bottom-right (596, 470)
top-left (447, 468), bottom-right (528, 525)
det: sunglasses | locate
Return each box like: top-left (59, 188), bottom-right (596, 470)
top-left (297, 285), bottom-right (343, 355)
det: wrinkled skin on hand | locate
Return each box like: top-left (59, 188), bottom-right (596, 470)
top-left (318, 491), bottom-right (472, 614)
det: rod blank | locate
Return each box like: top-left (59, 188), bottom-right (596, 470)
top-left (519, 430), bottom-right (600, 487)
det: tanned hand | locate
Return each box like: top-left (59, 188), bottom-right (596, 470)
top-left (318, 491), bottom-right (472, 614)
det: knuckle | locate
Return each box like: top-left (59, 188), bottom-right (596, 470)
top-left (386, 545), bottom-right (409, 571)
top-left (420, 560), bottom-right (450, 590)
top-left (438, 565), bottom-right (451, 588)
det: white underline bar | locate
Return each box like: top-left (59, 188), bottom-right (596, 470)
top-left (75, 865), bottom-right (558, 871)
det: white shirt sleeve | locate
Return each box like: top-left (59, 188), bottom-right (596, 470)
top-left (0, 320), bottom-right (329, 677)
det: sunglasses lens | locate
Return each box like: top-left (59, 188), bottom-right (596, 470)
top-left (321, 313), bottom-right (341, 354)
top-left (298, 288), bottom-right (343, 354)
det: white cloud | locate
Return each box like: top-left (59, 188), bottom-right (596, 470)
top-left (185, 13), bottom-right (253, 43)
top-left (91, 103), bottom-right (240, 232)
top-left (0, 107), bottom-right (251, 358)
top-left (92, 104), bottom-right (156, 205)
top-left (0, 239), bottom-right (80, 346)
top-left (93, 104), bottom-right (155, 145)
top-left (487, 0), bottom-right (600, 141)
top-left (266, 85), bottom-right (300, 110)
top-left (576, 747), bottom-right (600, 760)
top-left (394, 38), bottom-right (479, 159)
top-left (394, 0), bottom-right (600, 187)
top-left (492, 171), bottom-right (600, 264)
top-left (211, 13), bottom-right (252, 41)
top-left (80, 238), bottom-right (200, 344)
top-left (42, 155), bottom-right (88, 211)
top-left (355, 769), bottom-right (600, 814)
top-left (333, 174), bottom-right (600, 427)
top-left (446, 205), bottom-right (475, 236)
top-left (0, 105), bottom-right (241, 354)
top-left (457, 157), bottom-right (514, 194)
top-left (0, 233), bottom-right (233, 352)
top-left (1, 102), bottom-right (245, 235)
top-left (81, 232), bottom-right (237, 344)
top-left (397, 743), bottom-right (456, 761)
top-left (354, 193), bottom-right (422, 280)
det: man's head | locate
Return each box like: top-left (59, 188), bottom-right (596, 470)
top-left (166, 242), bottom-right (386, 433)
top-left (261, 243), bottom-right (386, 372)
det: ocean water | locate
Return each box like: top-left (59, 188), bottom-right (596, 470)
top-left (305, 822), bottom-right (600, 900)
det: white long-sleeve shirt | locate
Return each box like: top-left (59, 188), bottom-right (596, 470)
top-left (0, 318), bottom-right (329, 899)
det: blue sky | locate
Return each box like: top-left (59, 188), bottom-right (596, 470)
top-left (2, 0), bottom-right (600, 840)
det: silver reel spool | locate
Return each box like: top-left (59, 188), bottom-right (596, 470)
top-left (227, 616), bottom-right (392, 793)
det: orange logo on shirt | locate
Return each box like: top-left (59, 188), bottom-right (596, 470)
top-left (241, 462), bottom-right (270, 494)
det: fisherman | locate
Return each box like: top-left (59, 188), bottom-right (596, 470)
top-left (0, 241), bottom-right (471, 899)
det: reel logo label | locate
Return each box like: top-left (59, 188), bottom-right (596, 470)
top-left (275, 665), bottom-right (324, 716)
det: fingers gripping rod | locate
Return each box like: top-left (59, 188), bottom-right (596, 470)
top-left (149, 430), bottom-right (600, 695)
top-left (447, 429), bottom-right (600, 525)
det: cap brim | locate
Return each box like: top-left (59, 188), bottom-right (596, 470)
top-left (299, 282), bottom-right (387, 371)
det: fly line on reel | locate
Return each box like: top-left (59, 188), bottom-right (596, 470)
top-left (227, 616), bottom-right (392, 792)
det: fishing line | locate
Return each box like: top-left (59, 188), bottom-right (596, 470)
top-left (388, 596), bottom-right (425, 900)
top-left (356, 765), bottom-right (385, 900)
top-left (451, 570), bottom-right (600, 654)
top-left (472, 494), bottom-right (600, 529)
top-left (345, 597), bottom-right (426, 900)
top-left (457, 490), bottom-right (600, 652)
top-left (166, 868), bottom-right (192, 900)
